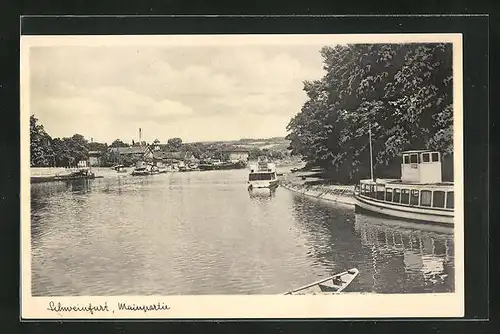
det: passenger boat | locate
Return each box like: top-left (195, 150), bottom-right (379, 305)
top-left (353, 123), bottom-right (454, 225)
top-left (354, 150), bottom-right (454, 225)
top-left (284, 268), bottom-right (359, 295)
top-left (247, 156), bottom-right (279, 189)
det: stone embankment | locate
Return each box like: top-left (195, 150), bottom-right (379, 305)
top-left (280, 171), bottom-right (356, 206)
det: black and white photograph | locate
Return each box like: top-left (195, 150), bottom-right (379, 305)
top-left (21, 34), bottom-right (464, 318)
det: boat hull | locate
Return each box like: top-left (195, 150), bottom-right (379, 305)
top-left (131, 170), bottom-right (152, 176)
top-left (248, 180), bottom-right (279, 189)
top-left (199, 162), bottom-right (246, 171)
top-left (354, 194), bottom-right (454, 225)
top-left (284, 268), bottom-right (359, 295)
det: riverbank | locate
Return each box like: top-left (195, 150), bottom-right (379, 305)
top-left (281, 170), bottom-right (356, 206)
top-left (30, 167), bottom-right (104, 183)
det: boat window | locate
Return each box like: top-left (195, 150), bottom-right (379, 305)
top-left (370, 185), bottom-right (375, 198)
top-left (422, 153), bottom-right (430, 163)
top-left (403, 155), bottom-right (409, 164)
top-left (410, 154), bottom-right (418, 164)
top-left (410, 189), bottom-right (419, 205)
top-left (446, 191), bottom-right (454, 209)
top-left (431, 152), bottom-right (440, 162)
top-left (249, 173), bottom-right (273, 181)
top-left (433, 191), bottom-right (445, 208)
top-left (385, 188), bottom-right (393, 202)
top-left (401, 189), bottom-right (410, 204)
top-left (393, 188), bottom-right (401, 203)
top-left (420, 190), bottom-right (432, 207)
top-left (376, 188), bottom-right (385, 200)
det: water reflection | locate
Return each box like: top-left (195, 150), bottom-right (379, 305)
top-left (353, 213), bottom-right (454, 292)
top-left (248, 186), bottom-right (277, 201)
top-left (288, 194), bottom-right (454, 293)
top-left (69, 179), bottom-right (92, 194)
top-left (290, 194), bottom-right (359, 274)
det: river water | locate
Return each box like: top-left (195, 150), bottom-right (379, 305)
top-left (30, 168), bottom-right (455, 296)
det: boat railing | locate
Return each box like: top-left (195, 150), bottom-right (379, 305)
top-left (357, 180), bottom-right (455, 210)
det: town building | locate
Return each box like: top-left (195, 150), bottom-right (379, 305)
top-left (152, 151), bottom-right (196, 168)
top-left (108, 146), bottom-right (154, 163)
top-left (222, 148), bottom-right (250, 163)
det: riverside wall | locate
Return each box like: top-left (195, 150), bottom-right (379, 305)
top-left (280, 179), bottom-right (356, 206)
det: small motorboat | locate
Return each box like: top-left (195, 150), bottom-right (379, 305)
top-left (113, 164), bottom-right (128, 173)
top-left (284, 268), bottom-right (359, 295)
top-left (131, 168), bottom-right (151, 176)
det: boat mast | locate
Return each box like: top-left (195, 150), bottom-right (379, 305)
top-left (369, 123), bottom-right (374, 180)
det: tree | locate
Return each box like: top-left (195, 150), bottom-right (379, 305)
top-left (167, 137), bottom-right (183, 151)
top-left (69, 134), bottom-right (89, 163)
top-left (88, 141), bottom-right (108, 152)
top-left (49, 134), bottom-right (89, 167)
top-left (286, 43), bottom-right (453, 183)
top-left (110, 139), bottom-right (129, 148)
top-left (182, 142), bottom-right (204, 159)
top-left (248, 148), bottom-right (263, 160)
top-left (51, 137), bottom-right (71, 167)
top-left (30, 115), bottom-right (54, 167)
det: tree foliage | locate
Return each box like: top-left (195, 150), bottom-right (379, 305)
top-left (167, 137), bottom-right (183, 151)
top-left (30, 115), bottom-right (54, 167)
top-left (88, 141), bottom-right (108, 152)
top-left (31, 115), bottom-right (102, 167)
top-left (286, 43), bottom-right (453, 182)
top-left (110, 139), bottom-right (129, 148)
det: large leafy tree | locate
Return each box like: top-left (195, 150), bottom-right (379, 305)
top-left (68, 134), bottom-right (89, 164)
top-left (30, 115), bottom-right (54, 167)
top-left (286, 43), bottom-right (453, 182)
top-left (49, 134), bottom-right (89, 167)
top-left (88, 141), bottom-right (108, 152)
top-left (167, 137), bottom-right (183, 151)
top-left (110, 139), bottom-right (129, 148)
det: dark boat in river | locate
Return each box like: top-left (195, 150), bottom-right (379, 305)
top-left (131, 161), bottom-right (159, 176)
top-left (31, 163), bottom-right (99, 183)
top-left (198, 161), bottom-right (247, 171)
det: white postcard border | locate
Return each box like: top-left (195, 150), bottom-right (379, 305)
top-left (20, 33), bottom-right (464, 319)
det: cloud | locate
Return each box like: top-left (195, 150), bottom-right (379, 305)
top-left (29, 44), bottom-right (325, 143)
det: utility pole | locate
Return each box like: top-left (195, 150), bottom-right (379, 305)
top-left (369, 123), bottom-right (374, 181)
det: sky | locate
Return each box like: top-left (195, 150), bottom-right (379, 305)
top-left (29, 42), bottom-right (326, 144)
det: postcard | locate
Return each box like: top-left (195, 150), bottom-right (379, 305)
top-left (21, 33), bottom-right (464, 319)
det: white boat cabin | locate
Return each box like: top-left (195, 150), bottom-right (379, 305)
top-left (248, 161), bottom-right (277, 181)
top-left (401, 150), bottom-right (442, 184)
